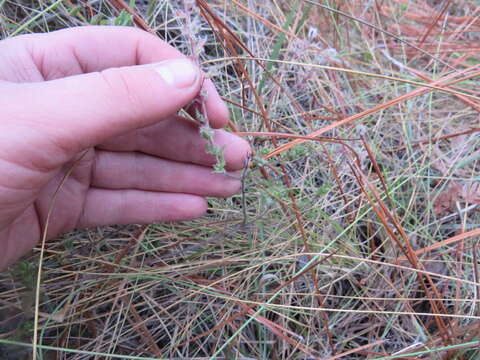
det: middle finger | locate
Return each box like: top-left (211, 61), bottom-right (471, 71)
top-left (92, 150), bottom-right (241, 197)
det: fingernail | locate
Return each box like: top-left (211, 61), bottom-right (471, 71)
top-left (153, 58), bottom-right (199, 89)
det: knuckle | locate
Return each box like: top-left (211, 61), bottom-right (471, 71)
top-left (132, 152), bottom-right (146, 189)
top-left (99, 68), bottom-right (143, 120)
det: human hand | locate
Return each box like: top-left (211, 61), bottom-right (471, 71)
top-left (0, 26), bottom-right (250, 270)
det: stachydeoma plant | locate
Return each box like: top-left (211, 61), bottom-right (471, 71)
top-left (181, 0), bottom-right (226, 174)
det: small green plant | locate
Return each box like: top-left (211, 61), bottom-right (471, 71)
top-left (181, 0), bottom-right (226, 174)
top-left (200, 123), bottom-right (226, 173)
top-left (197, 105), bottom-right (226, 174)
top-left (64, 238), bottom-right (74, 251)
top-left (113, 10), bottom-right (134, 26)
top-left (11, 261), bottom-right (37, 290)
top-left (114, 0), bottom-right (135, 26)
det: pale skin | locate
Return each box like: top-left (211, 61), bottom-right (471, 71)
top-left (0, 26), bottom-right (250, 270)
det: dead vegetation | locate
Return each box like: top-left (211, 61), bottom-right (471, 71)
top-left (1, 0), bottom-right (480, 359)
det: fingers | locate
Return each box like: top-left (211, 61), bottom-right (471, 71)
top-left (77, 189), bottom-right (207, 228)
top-left (92, 150), bottom-right (241, 197)
top-left (98, 116), bottom-right (251, 171)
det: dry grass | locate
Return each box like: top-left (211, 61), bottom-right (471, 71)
top-left (1, 0), bottom-right (480, 359)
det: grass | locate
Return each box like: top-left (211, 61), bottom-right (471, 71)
top-left (1, 0), bottom-right (480, 359)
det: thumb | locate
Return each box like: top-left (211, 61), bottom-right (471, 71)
top-left (5, 58), bottom-right (201, 158)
